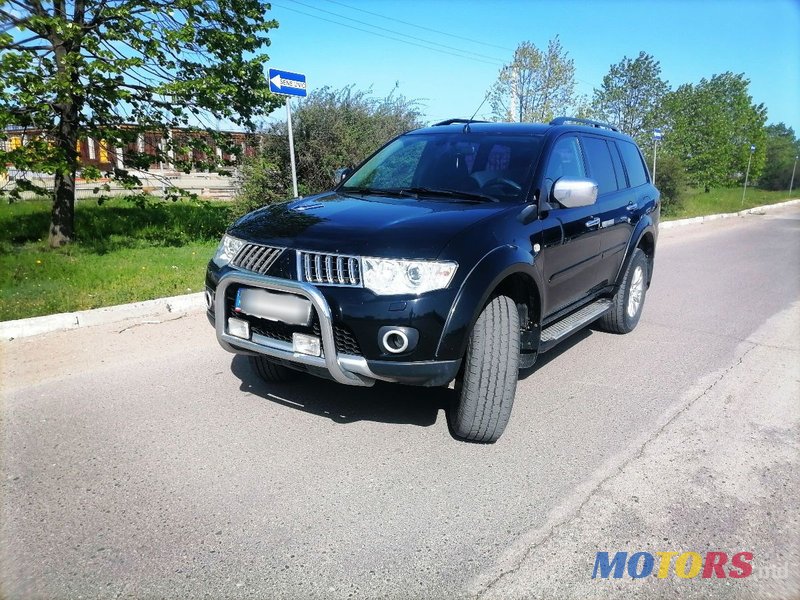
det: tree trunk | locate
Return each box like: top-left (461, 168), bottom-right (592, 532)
top-left (49, 108), bottom-right (79, 247)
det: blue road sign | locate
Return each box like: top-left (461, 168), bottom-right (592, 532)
top-left (269, 68), bottom-right (307, 97)
top-left (653, 128), bottom-right (663, 141)
top-left (750, 144), bottom-right (756, 152)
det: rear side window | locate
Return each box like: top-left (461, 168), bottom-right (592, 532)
top-left (582, 137), bottom-right (618, 196)
top-left (608, 141), bottom-right (627, 189)
top-left (618, 141), bottom-right (649, 187)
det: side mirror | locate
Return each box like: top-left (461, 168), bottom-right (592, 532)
top-left (552, 177), bottom-right (598, 208)
top-left (334, 167), bottom-right (352, 185)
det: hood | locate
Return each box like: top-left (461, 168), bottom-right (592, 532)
top-left (228, 191), bottom-right (511, 258)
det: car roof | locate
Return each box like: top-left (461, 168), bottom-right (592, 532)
top-left (409, 120), bottom-right (638, 144)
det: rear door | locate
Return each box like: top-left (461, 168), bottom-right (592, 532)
top-left (580, 135), bottom-right (636, 287)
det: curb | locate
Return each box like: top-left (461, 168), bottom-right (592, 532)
top-left (1, 292), bottom-right (205, 341)
top-left (659, 198), bottom-right (800, 229)
top-left (2, 198), bottom-right (798, 341)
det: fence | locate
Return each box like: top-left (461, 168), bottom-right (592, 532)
top-left (1, 171), bottom-right (237, 200)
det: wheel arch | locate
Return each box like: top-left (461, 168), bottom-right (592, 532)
top-left (615, 217), bottom-right (658, 290)
top-left (436, 245), bottom-right (543, 360)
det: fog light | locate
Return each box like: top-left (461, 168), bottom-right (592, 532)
top-left (227, 317), bottom-right (250, 339)
top-left (293, 333), bottom-right (321, 356)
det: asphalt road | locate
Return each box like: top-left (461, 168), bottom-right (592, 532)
top-left (2, 206), bottom-right (799, 599)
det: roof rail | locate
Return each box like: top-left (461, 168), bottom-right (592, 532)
top-left (549, 116), bottom-right (620, 132)
top-left (432, 118), bottom-right (489, 126)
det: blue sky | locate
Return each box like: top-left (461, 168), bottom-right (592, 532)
top-left (261, 0), bottom-right (800, 134)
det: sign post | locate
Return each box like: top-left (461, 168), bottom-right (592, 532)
top-left (741, 144), bottom-right (755, 207)
top-left (790, 155), bottom-right (798, 198)
top-left (652, 128), bottom-right (662, 185)
top-left (269, 68), bottom-right (307, 198)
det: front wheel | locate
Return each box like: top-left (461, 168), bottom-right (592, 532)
top-left (598, 248), bottom-right (649, 334)
top-left (448, 295), bottom-right (520, 443)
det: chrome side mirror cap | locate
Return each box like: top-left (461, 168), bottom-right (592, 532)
top-left (552, 177), bottom-right (598, 208)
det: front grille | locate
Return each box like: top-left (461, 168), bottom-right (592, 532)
top-left (250, 314), bottom-right (363, 357)
top-left (300, 251), bottom-right (361, 286)
top-left (232, 244), bottom-right (284, 275)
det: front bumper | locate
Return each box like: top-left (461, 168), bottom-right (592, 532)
top-left (212, 270), bottom-right (460, 387)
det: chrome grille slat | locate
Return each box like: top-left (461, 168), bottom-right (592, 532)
top-left (231, 243), bottom-right (284, 275)
top-left (298, 251), bottom-right (362, 287)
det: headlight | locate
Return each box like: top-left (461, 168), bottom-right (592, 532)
top-left (212, 234), bottom-right (245, 267)
top-left (362, 257), bottom-right (457, 295)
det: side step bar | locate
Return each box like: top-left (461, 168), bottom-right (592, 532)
top-left (539, 299), bottom-right (612, 353)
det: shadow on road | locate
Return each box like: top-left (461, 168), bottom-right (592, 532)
top-left (231, 354), bottom-right (453, 428)
top-left (518, 327), bottom-right (593, 380)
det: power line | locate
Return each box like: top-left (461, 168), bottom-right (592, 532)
top-left (321, 0), bottom-right (515, 53)
top-left (274, 1), bottom-right (505, 67)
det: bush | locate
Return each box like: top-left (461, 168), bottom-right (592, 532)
top-left (231, 155), bottom-right (293, 219)
top-left (233, 85), bottom-right (424, 216)
top-left (653, 152), bottom-right (687, 215)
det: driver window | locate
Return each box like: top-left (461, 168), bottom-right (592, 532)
top-left (543, 136), bottom-right (586, 199)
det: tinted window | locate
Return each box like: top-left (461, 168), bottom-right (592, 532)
top-left (545, 136), bottom-right (586, 181)
top-left (608, 141), bottom-right (627, 189)
top-left (618, 141), bottom-right (648, 187)
top-left (582, 137), bottom-right (618, 196)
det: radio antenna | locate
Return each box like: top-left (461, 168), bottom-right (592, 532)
top-left (464, 91), bottom-right (490, 132)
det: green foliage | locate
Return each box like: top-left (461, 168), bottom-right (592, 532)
top-left (591, 51), bottom-right (669, 145)
top-left (243, 85), bottom-right (423, 204)
top-left (489, 37), bottom-right (577, 123)
top-left (0, 198), bottom-right (227, 319)
top-left (652, 152), bottom-right (687, 216)
top-left (0, 0), bottom-right (282, 244)
top-left (662, 72), bottom-right (767, 190)
top-left (759, 123), bottom-right (800, 191)
top-left (231, 154), bottom-right (292, 218)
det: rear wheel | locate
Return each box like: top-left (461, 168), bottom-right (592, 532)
top-left (249, 355), bottom-right (298, 383)
top-left (598, 248), bottom-right (648, 334)
top-left (448, 295), bottom-right (520, 443)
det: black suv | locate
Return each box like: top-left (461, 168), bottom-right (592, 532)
top-left (206, 117), bottom-right (659, 443)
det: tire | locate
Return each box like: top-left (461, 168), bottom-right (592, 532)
top-left (598, 248), bottom-right (648, 334)
top-left (248, 355), bottom-right (298, 383)
top-left (448, 295), bottom-right (520, 443)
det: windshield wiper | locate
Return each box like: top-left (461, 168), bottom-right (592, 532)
top-left (397, 187), bottom-right (499, 203)
top-left (339, 186), bottom-right (407, 198)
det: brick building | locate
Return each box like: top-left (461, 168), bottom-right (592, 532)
top-left (2, 126), bottom-right (259, 172)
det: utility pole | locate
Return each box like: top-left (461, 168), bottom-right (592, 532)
top-left (741, 144), bottom-right (755, 207)
top-left (790, 155), bottom-right (798, 198)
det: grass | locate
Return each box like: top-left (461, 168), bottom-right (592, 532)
top-left (1, 187), bottom-right (796, 321)
top-left (0, 197), bottom-right (230, 321)
top-left (663, 187), bottom-right (794, 220)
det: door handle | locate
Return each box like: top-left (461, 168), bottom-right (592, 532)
top-left (585, 217), bottom-right (601, 228)
top-left (626, 202), bottom-right (638, 211)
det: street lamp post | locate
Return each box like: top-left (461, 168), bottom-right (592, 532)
top-left (790, 155), bottom-right (798, 198)
top-left (741, 144), bottom-right (755, 207)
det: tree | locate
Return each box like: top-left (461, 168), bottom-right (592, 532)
top-left (759, 123), bottom-right (800, 191)
top-left (0, 0), bottom-right (282, 246)
top-left (488, 38), bottom-right (577, 123)
top-left (662, 72), bottom-right (766, 190)
top-left (239, 85), bottom-right (422, 209)
top-left (591, 51), bottom-right (669, 144)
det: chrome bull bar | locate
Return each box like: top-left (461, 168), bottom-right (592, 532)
top-left (214, 271), bottom-right (374, 387)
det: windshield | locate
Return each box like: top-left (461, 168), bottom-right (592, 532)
top-left (341, 132), bottom-right (544, 203)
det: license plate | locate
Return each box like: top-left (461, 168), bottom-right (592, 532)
top-left (234, 288), bottom-right (312, 326)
